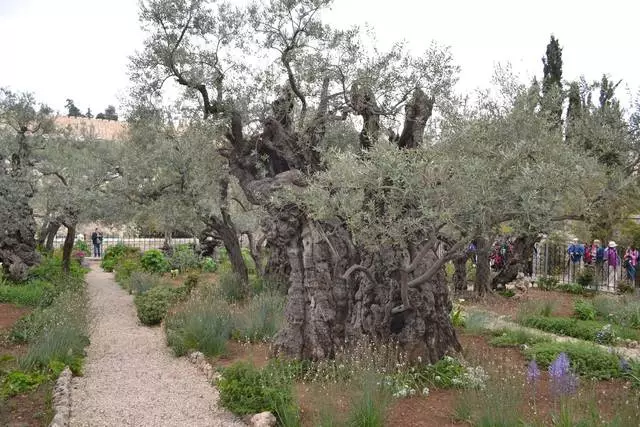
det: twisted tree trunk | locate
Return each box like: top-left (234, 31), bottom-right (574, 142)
top-left (475, 237), bottom-right (491, 296)
top-left (453, 254), bottom-right (468, 293)
top-left (62, 224), bottom-right (76, 273)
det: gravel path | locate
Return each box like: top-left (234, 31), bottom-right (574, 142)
top-left (70, 264), bottom-right (243, 427)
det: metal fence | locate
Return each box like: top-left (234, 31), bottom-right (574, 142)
top-left (531, 243), bottom-right (631, 292)
top-left (52, 237), bottom-right (198, 257)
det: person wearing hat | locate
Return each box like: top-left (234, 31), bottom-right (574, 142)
top-left (567, 238), bottom-right (584, 282)
top-left (604, 241), bottom-right (620, 287)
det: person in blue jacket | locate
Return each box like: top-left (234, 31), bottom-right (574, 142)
top-left (567, 238), bottom-right (584, 282)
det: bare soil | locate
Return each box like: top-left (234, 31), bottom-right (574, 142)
top-left (0, 303), bottom-right (30, 330)
top-left (469, 288), bottom-right (579, 319)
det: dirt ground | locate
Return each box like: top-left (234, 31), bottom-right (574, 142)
top-left (0, 304), bottom-right (30, 330)
top-left (467, 288), bottom-right (579, 319)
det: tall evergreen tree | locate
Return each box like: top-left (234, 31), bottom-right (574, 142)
top-left (65, 98), bottom-right (83, 118)
top-left (540, 36), bottom-right (563, 126)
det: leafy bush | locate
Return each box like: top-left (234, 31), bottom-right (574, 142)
top-left (617, 281), bottom-right (635, 295)
top-left (557, 282), bottom-right (586, 295)
top-left (165, 301), bottom-right (232, 357)
top-left (249, 275), bottom-right (288, 296)
top-left (451, 303), bottom-right (465, 327)
top-left (184, 273), bottom-right (199, 294)
top-left (218, 271), bottom-right (249, 303)
top-left (576, 268), bottom-right (595, 289)
top-left (200, 257), bottom-right (217, 273)
top-left (114, 255), bottom-right (143, 285)
top-left (74, 239), bottom-right (90, 253)
top-left (536, 276), bottom-right (559, 290)
top-left (128, 271), bottom-right (163, 295)
top-left (101, 244), bottom-right (140, 272)
top-left (233, 292), bottom-right (285, 342)
top-left (523, 341), bottom-right (622, 379)
top-left (217, 362), bottom-right (298, 424)
top-left (489, 328), bottom-right (552, 347)
top-left (169, 244), bottom-right (201, 272)
top-left (134, 286), bottom-right (177, 326)
top-left (497, 289), bottom-right (515, 298)
top-left (516, 300), bottom-right (556, 320)
top-left (140, 249), bottom-right (170, 274)
top-left (1, 370), bottom-right (48, 397)
top-left (574, 299), bottom-right (597, 321)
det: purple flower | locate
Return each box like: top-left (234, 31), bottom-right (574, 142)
top-left (548, 352), bottom-right (578, 397)
top-left (527, 360), bottom-right (540, 384)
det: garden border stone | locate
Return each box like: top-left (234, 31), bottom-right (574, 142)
top-left (49, 366), bottom-right (72, 427)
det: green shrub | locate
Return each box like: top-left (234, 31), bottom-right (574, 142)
top-left (233, 292), bottom-right (285, 342)
top-left (576, 268), bottom-right (595, 289)
top-left (74, 239), bottom-right (90, 253)
top-left (102, 244), bottom-right (139, 272)
top-left (523, 341), bottom-right (622, 379)
top-left (165, 301), bottom-right (232, 357)
top-left (184, 273), bottom-right (199, 294)
top-left (128, 271), bottom-right (163, 295)
top-left (140, 249), bottom-right (170, 274)
top-left (516, 300), bottom-right (555, 320)
top-left (497, 289), bottom-right (515, 298)
top-left (519, 315), bottom-right (640, 344)
top-left (617, 281), bottom-right (635, 295)
top-left (169, 244), bottom-right (201, 272)
top-left (249, 275), bottom-right (288, 296)
top-left (1, 370), bottom-right (49, 397)
top-left (557, 282), bottom-right (586, 295)
top-left (218, 271), bottom-right (249, 303)
top-left (488, 328), bottom-right (552, 347)
top-left (217, 362), bottom-right (298, 424)
top-left (114, 255), bottom-right (143, 285)
top-left (536, 276), bottom-right (559, 290)
top-left (200, 257), bottom-right (217, 273)
top-left (134, 286), bottom-right (177, 326)
top-left (574, 299), bottom-right (597, 321)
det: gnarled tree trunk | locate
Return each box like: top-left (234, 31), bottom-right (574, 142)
top-left (491, 234), bottom-right (536, 288)
top-left (62, 223), bottom-right (76, 273)
top-left (453, 254), bottom-right (468, 293)
top-left (475, 237), bottom-right (491, 296)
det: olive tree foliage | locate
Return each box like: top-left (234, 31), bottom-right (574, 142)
top-left (131, 0), bottom-right (468, 362)
top-left (297, 83), bottom-right (605, 296)
top-left (565, 75), bottom-right (640, 239)
top-left (109, 105), bottom-right (257, 282)
top-left (0, 89), bottom-right (54, 279)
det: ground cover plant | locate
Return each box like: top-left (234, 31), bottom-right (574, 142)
top-left (0, 252), bottom-right (89, 426)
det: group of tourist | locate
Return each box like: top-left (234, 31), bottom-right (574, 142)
top-left (567, 238), bottom-right (639, 284)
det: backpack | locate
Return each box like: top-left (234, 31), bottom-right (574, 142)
top-left (596, 247), bottom-right (605, 262)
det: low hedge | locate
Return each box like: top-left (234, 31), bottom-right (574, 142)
top-left (518, 315), bottom-right (640, 344)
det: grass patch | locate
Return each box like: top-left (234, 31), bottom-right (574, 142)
top-left (0, 280), bottom-right (55, 307)
top-left (233, 291), bottom-right (285, 343)
top-left (165, 301), bottom-right (233, 357)
top-left (488, 328), bottom-right (552, 347)
top-left (522, 341), bottom-right (622, 379)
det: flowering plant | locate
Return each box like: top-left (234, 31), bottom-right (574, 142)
top-left (72, 250), bottom-right (86, 260)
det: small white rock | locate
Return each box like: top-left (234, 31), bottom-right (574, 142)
top-left (250, 411), bottom-right (277, 427)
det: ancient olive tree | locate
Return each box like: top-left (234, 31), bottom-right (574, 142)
top-left (0, 89), bottom-right (54, 280)
top-left (131, 0), bottom-right (470, 362)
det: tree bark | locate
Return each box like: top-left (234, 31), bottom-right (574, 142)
top-left (475, 237), bottom-right (491, 296)
top-left (62, 224), bottom-right (76, 273)
top-left (44, 220), bottom-right (61, 253)
top-left (491, 234), bottom-right (536, 288)
top-left (453, 254), bottom-right (468, 293)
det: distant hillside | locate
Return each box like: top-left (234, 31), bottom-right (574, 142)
top-left (55, 116), bottom-right (127, 141)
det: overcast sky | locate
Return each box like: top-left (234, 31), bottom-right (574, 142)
top-left (1, 0), bottom-right (638, 116)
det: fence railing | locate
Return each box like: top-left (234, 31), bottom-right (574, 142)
top-left (531, 243), bottom-right (630, 292)
top-left (53, 237), bottom-right (198, 257)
